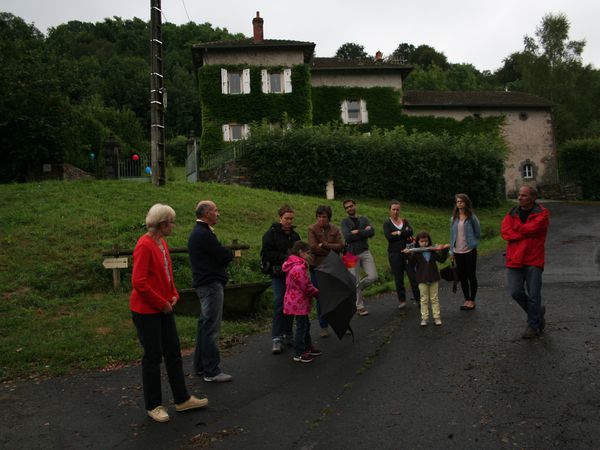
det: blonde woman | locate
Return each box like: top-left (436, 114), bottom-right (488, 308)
top-left (130, 204), bottom-right (208, 422)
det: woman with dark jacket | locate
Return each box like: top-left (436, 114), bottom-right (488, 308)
top-left (383, 200), bottom-right (420, 309)
top-left (261, 205), bottom-right (300, 355)
top-left (450, 193), bottom-right (481, 311)
top-left (130, 204), bottom-right (208, 423)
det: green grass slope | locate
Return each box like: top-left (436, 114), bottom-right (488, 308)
top-left (0, 179), bottom-right (508, 380)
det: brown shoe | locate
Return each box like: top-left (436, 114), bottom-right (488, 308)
top-left (357, 308), bottom-right (369, 316)
top-left (175, 395), bottom-right (209, 412)
top-left (319, 327), bottom-right (329, 338)
top-left (147, 405), bottom-right (170, 422)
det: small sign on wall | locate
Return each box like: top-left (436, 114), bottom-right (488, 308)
top-left (43, 164), bottom-right (52, 173)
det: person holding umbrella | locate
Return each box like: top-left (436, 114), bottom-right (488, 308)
top-left (308, 205), bottom-right (344, 337)
top-left (282, 241), bottom-right (321, 363)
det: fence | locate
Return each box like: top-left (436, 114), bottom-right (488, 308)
top-left (118, 155), bottom-right (150, 181)
top-left (200, 143), bottom-right (248, 171)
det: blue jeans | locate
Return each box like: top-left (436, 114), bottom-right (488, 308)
top-left (310, 270), bottom-right (328, 328)
top-left (271, 277), bottom-right (293, 342)
top-left (507, 266), bottom-right (543, 330)
top-left (193, 282), bottom-right (224, 377)
top-left (294, 315), bottom-right (312, 357)
top-left (132, 312), bottom-right (189, 411)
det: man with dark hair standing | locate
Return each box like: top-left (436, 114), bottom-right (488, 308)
top-left (501, 186), bottom-right (550, 339)
top-left (189, 200), bottom-right (233, 382)
top-left (341, 199), bottom-right (378, 316)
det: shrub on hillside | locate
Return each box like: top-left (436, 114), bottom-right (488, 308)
top-left (559, 138), bottom-right (600, 199)
top-left (240, 124), bottom-right (507, 207)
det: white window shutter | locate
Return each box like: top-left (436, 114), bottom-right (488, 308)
top-left (222, 124), bottom-right (230, 142)
top-left (242, 68), bottom-right (251, 94)
top-left (340, 100), bottom-right (349, 124)
top-left (243, 124), bottom-right (250, 139)
top-left (261, 69), bottom-right (269, 93)
top-left (221, 68), bottom-right (228, 94)
top-left (360, 99), bottom-right (369, 123)
top-left (283, 68), bottom-right (292, 93)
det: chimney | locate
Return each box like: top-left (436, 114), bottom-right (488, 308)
top-left (375, 51), bottom-right (383, 61)
top-left (252, 11), bottom-right (264, 42)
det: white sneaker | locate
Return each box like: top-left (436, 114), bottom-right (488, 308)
top-left (420, 319), bottom-right (428, 327)
top-left (203, 372), bottom-right (233, 383)
top-left (147, 405), bottom-right (170, 423)
top-left (434, 318), bottom-right (442, 326)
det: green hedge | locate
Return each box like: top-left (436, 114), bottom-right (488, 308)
top-left (240, 125), bottom-right (507, 207)
top-left (197, 64), bottom-right (312, 155)
top-left (559, 138), bottom-right (600, 199)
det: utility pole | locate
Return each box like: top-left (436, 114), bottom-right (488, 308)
top-left (150, 0), bottom-right (166, 186)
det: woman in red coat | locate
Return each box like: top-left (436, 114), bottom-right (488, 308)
top-left (131, 203), bottom-right (207, 423)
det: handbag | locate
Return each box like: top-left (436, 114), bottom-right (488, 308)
top-left (439, 259), bottom-right (459, 293)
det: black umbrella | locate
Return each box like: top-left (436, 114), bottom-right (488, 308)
top-left (315, 251), bottom-right (357, 339)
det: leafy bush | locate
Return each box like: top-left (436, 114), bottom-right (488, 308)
top-left (559, 138), bottom-right (600, 199)
top-left (240, 124), bottom-right (507, 206)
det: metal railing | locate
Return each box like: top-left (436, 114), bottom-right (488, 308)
top-left (200, 143), bottom-right (247, 171)
top-left (118, 155), bottom-right (150, 180)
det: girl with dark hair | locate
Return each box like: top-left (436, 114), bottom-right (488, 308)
top-left (282, 241), bottom-right (321, 363)
top-left (404, 231), bottom-right (450, 327)
top-left (450, 194), bottom-right (481, 311)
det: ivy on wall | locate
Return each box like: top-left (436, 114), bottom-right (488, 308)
top-left (197, 64), bottom-right (312, 155)
top-left (311, 86), bottom-right (403, 131)
top-left (311, 85), bottom-right (504, 136)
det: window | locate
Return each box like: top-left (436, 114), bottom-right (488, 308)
top-left (221, 68), bottom-right (250, 95)
top-left (222, 124), bottom-right (250, 142)
top-left (341, 99), bottom-right (368, 124)
top-left (519, 112), bottom-right (529, 121)
top-left (261, 68), bottom-right (292, 93)
top-left (523, 163), bottom-right (534, 179)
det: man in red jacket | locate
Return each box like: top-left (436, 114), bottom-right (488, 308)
top-left (501, 186), bottom-right (550, 339)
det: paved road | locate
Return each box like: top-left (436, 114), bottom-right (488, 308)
top-left (1, 202), bottom-right (599, 449)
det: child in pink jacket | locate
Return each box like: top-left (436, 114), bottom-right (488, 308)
top-left (282, 241), bottom-right (321, 363)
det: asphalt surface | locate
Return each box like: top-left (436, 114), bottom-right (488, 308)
top-left (1, 201), bottom-right (599, 449)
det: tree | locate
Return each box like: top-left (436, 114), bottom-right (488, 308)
top-left (524, 13), bottom-right (585, 66)
top-left (390, 43), bottom-right (415, 63)
top-left (335, 42), bottom-right (368, 60)
top-left (0, 13), bottom-right (74, 182)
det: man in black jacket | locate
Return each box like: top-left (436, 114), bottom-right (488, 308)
top-left (261, 205), bottom-right (300, 354)
top-left (188, 200), bottom-right (233, 382)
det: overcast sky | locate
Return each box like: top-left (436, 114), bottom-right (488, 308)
top-left (3, 0), bottom-right (598, 71)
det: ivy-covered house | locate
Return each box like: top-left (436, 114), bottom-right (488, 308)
top-left (191, 12), bottom-right (314, 155)
top-left (192, 12), bottom-right (559, 197)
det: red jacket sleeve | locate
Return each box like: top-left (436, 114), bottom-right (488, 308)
top-left (131, 241), bottom-right (169, 310)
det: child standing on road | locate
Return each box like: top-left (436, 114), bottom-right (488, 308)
top-left (404, 231), bottom-right (450, 327)
top-left (282, 241), bottom-right (321, 363)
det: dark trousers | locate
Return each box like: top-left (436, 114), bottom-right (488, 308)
top-left (293, 315), bottom-right (312, 357)
top-left (271, 276), bottom-right (293, 342)
top-left (388, 252), bottom-right (420, 302)
top-left (454, 249), bottom-right (478, 301)
top-left (132, 312), bottom-right (189, 411)
top-left (310, 269), bottom-right (328, 328)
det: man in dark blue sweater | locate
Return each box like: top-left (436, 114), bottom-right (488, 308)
top-left (188, 200), bottom-right (233, 382)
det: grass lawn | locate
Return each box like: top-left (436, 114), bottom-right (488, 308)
top-left (0, 178), bottom-right (510, 381)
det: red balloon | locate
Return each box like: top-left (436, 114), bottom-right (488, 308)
top-left (132, 154), bottom-right (139, 161)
